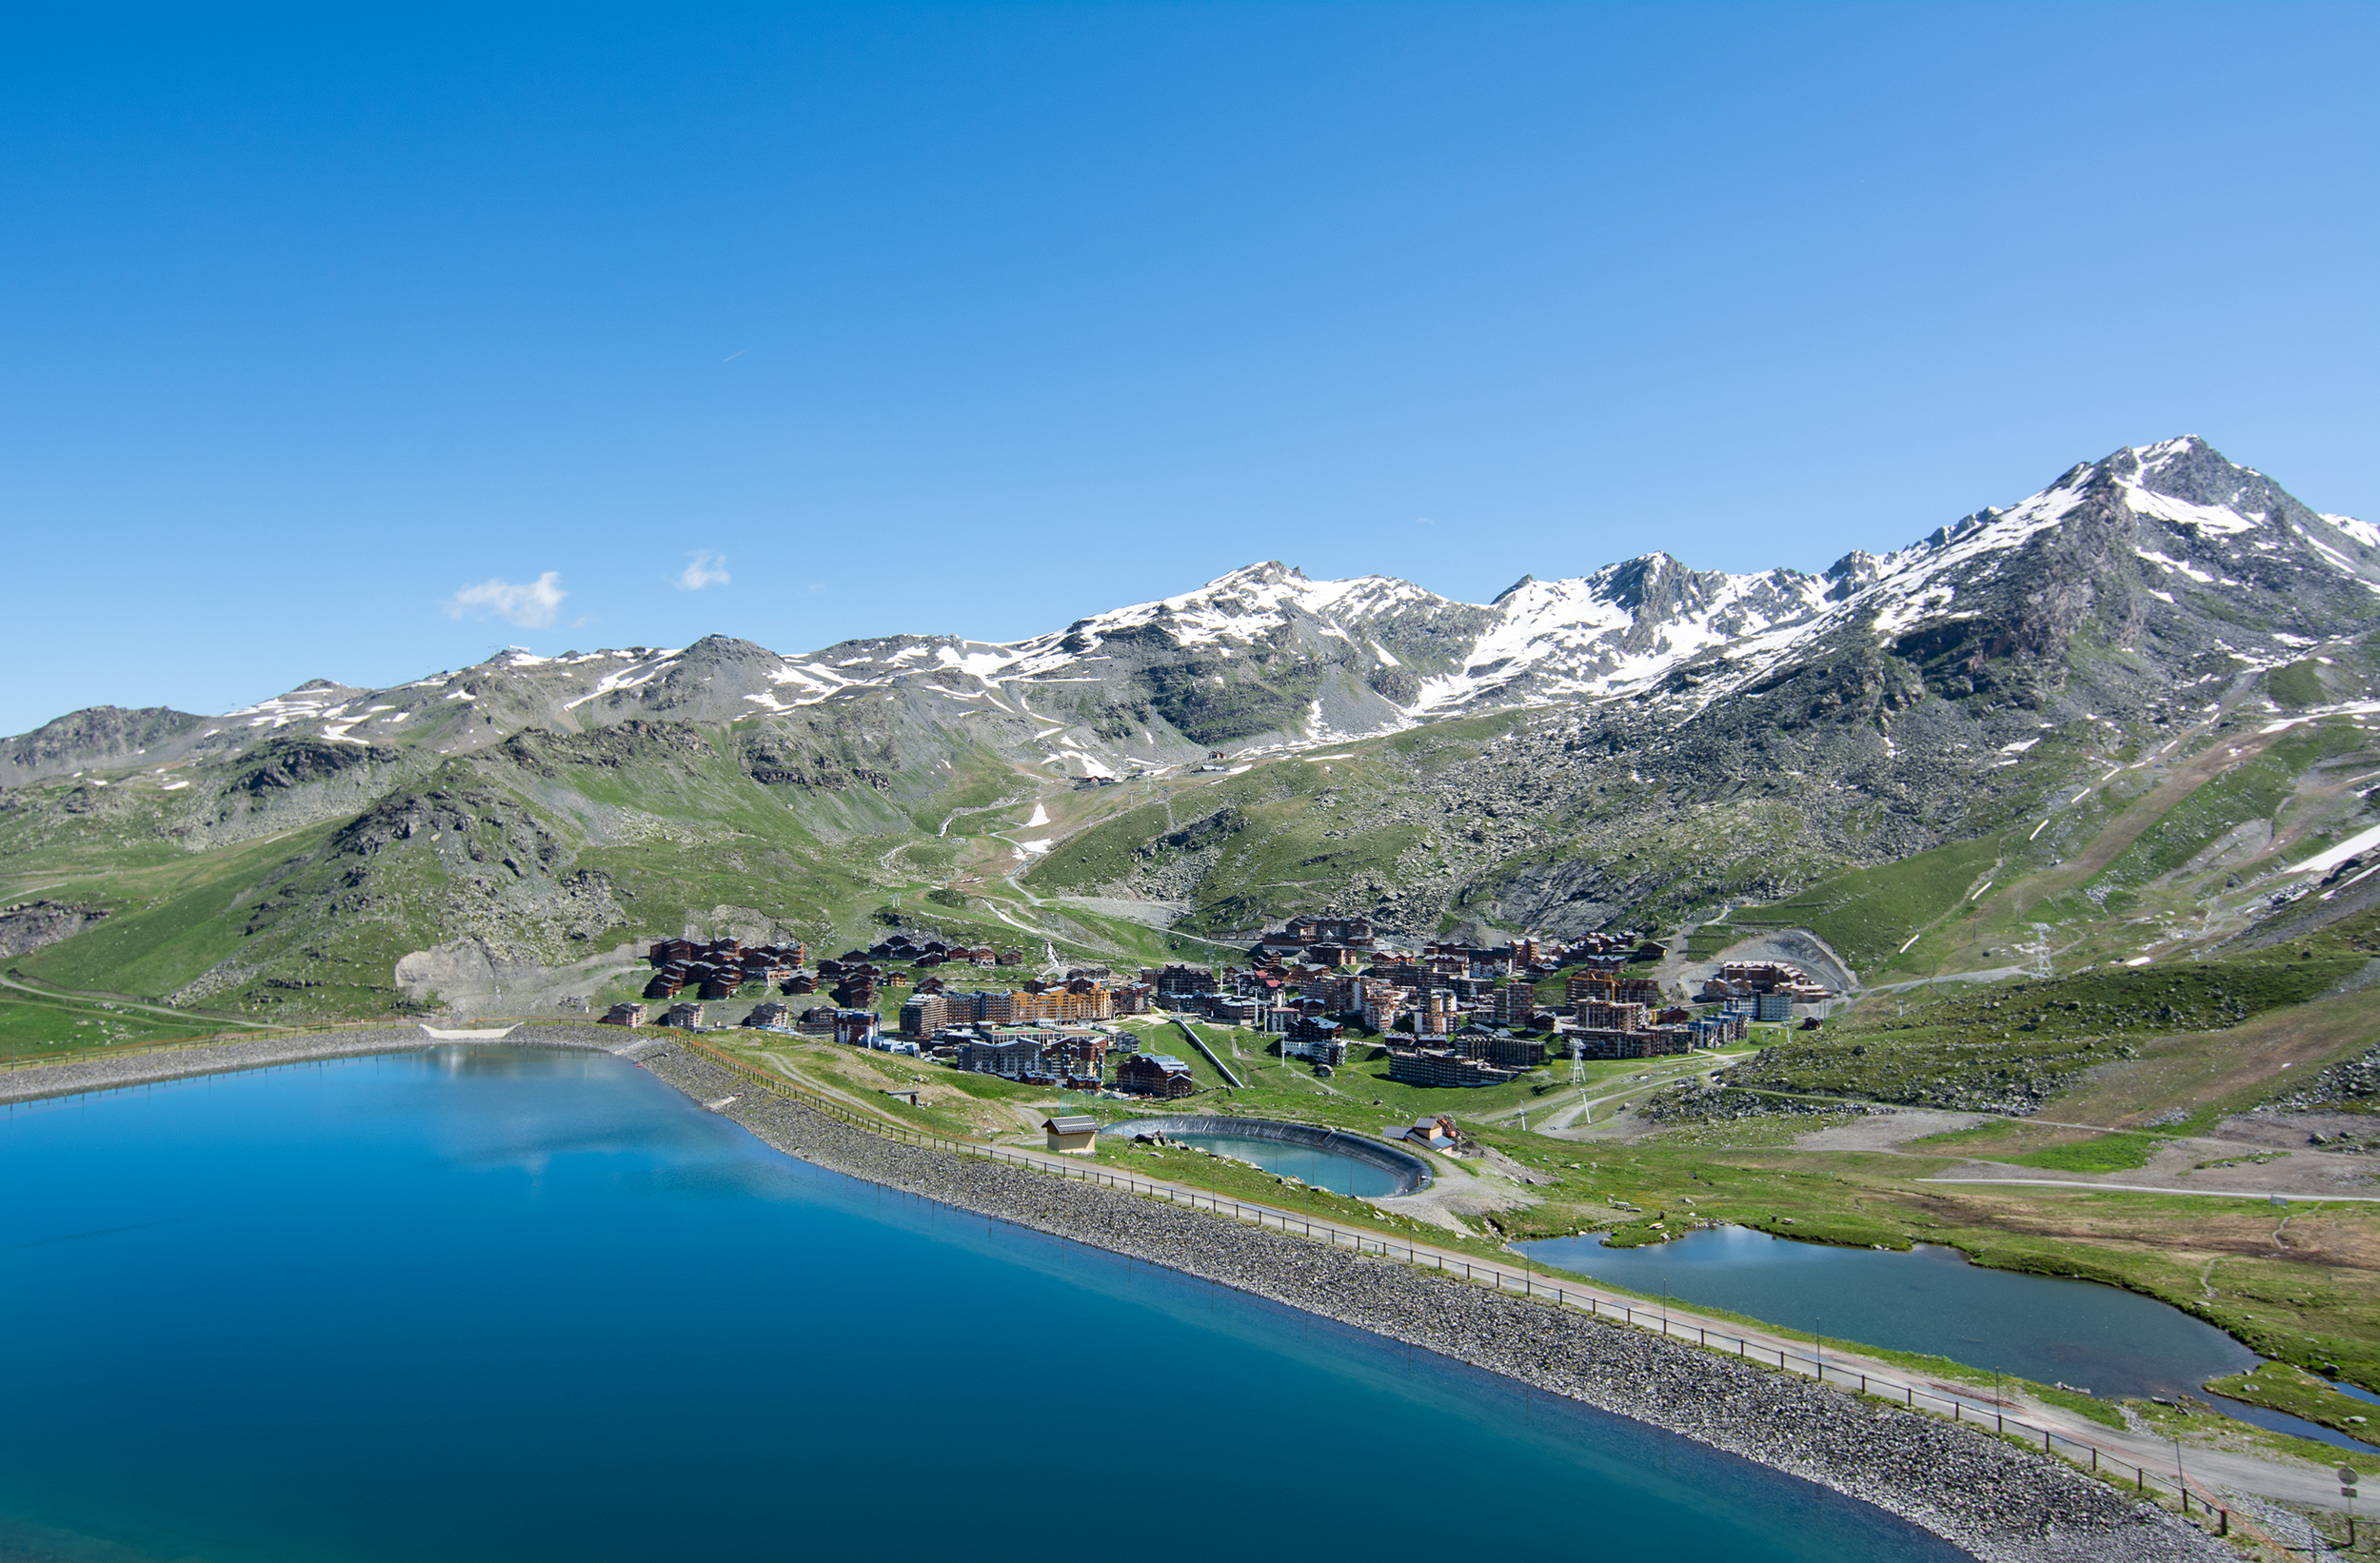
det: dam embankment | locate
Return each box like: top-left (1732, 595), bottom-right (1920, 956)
top-left (2, 1028), bottom-right (2226, 1562)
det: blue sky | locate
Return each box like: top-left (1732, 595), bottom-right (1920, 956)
top-left (3, 2), bottom-right (2373, 733)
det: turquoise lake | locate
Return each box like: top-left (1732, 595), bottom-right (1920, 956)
top-left (0, 1048), bottom-right (1964, 1563)
top-left (1520, 1224), bottom-right (2258, 1401)
top-left (1161, 1130), bottom-right (1405, 1197)
top-left (1520, 1223), bottom-right (2380, 1452)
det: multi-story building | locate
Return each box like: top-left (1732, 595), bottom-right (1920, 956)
top-left (1007, 986), bottom-right (1114, 1024)
top-left (1039, 1033), bottom-right (1110, 1081)
top-left (1566, 972), bottom-right (1615, 1004)
top-left (901, 992), bottom-right (950, 1038)
top-left (1453, 1030), bottom-right (1547, 1070)
top-left (601, 1001), bottom-right (647, 1027)
top-left (1711, 961), bottom-right (1832, 999)
top-left (663, 1002), bottom-right (704, 1029)
top-left (931, 990), bottom-right (1015, 1025)
top-left (1489, 983), bottom-right (1539, 1028)
top-left (1114, 1052), bottom-right (1197, 1098)
top-left (1149, 964), bottom-right (1220, 1001)
top-left (1305, 974), bottom-right (1361, 1015)
top-left (958, 1037), bottom-right (1041, 1078)
top-left (1570, 1026), bottom-right (1694, 1060)
top-left (1385, 1047), bottom-right (1515, 1088)
top-left (1577, 999), bottom-right (1646, 1033)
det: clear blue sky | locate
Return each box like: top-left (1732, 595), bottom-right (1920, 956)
top-left (4, 2), bottom-right (2373, 734)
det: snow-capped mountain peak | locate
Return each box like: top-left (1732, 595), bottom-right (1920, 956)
top-left (10, 438), bottom-right (2372, 791)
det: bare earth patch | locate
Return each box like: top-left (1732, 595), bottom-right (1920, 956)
top-left (1794, 1108), bottom-right (1989, 1154)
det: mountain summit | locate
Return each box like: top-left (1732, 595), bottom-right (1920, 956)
top-left (4, 434), bottom-right (2375, 1024)
top-left (8, 437), bottom-right (2371, 787)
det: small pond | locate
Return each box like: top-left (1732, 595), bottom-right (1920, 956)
top-left (1165, 1132), bottom-right (1406, 1198)
top-left (1522, 1226), bottom-right (2247, 1398)
top-left (1101, 1116), bottom-right (1427, 1198)
top-left (1521, 1224), bottom-right (2379, 1451)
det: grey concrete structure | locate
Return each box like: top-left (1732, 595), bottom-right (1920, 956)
top-left (1099, 1113), bottom-right (1433, 1195)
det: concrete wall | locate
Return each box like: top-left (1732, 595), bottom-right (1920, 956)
top-left (1099, 1113), bottom-right (1433, 1195)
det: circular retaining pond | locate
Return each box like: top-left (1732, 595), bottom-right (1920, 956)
top-left (1101, 1115), bottom-right (1433, 1196)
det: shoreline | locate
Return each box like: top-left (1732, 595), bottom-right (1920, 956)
top-left (0, 1024), bottom-right (635, 1107)
top-left (1, 1030), bottom-right (2226, 1562)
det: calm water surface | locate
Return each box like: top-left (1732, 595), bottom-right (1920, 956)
top-left (0, 1049), bottom-right (1962, 1563)
top-left (1525, 1227), bottom-right (2380, 1452)
top-left (1163, 1130), bottom-right (1403, 1197)
top-left (1521, 1225), bottom-right (2256, 1399)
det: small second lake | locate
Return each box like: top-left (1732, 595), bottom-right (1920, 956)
top-left (1164, 1131), bottom-right (1405, 1197)
top-left (1521, 1224), bottom-right (2255, 1400)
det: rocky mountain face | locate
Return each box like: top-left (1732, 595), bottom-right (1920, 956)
top-left (3, 435), bottom-right (2374, 1014)
top-left (14, 438), bottom-right (2370, 792)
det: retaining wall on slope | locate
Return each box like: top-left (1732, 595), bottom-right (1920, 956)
top-left (1100, 1112), bottom-right (1434, 1194)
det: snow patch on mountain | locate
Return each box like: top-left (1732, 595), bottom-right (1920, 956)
top-left (27, 436), bottom-right (2370, 782)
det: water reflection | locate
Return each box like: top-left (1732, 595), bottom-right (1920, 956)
top-left (0, 1052), bottom-right (1962, 1563)
top-left (1522, 1224), bottom-right (2254, 1399)
top-left (1164, 1131), bottom-right (1404, 1197)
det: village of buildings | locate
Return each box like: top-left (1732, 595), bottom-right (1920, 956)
top-left (598, 913), bottom-right (1832, 1104)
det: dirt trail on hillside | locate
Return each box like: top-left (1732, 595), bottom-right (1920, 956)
top-left (1993, 726), bottom-right (2298, 921)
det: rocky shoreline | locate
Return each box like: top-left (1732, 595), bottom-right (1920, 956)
top-left (2, 1029), bottom-right (2229, 1562)
top-left (0, 1023), bottom-right (632, 1106)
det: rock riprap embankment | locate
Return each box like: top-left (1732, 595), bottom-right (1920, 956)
top-left (637, 1042), bottom-right (2224, 1563)
top-left (1, 1029), bottom-right (2229, 1563)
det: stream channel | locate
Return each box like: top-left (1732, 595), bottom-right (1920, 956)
top-left (1521, 1224), bottom-right (2377, 1453)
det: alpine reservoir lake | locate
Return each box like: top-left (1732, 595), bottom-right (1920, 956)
top-left (0, 1048), bottom-right (1963, 1563)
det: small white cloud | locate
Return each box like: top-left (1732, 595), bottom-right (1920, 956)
top-left (677, 550), bottom-right (731, 591)
top-left (445, 572), bottom-right (565, 628)
top-left (1415, 516), bottom-right (1436, 526)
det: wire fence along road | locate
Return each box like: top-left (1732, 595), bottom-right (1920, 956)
top-left (678, 1035), bottom-right (2266, 1543)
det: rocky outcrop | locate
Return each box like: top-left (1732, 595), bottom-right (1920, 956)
top-left (0, 900), bottom-right (108, 957)
top-left (0, 704), bottom-right (212, 786)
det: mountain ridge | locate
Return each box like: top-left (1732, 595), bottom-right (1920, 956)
top-left (10, 436), bottom-right (2371, 787)
top-left (4, 433), bottom-right (2376, 1028)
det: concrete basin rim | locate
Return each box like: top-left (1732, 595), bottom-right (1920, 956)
top-left (1099, 1113), bottom-right (1434, 1195)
